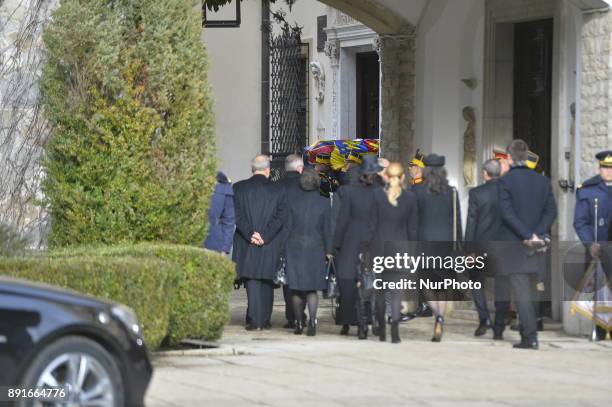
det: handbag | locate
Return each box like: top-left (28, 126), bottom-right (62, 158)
top-left (273, 256), bottom-right (287, 286)
top-left (325, 258), bottom-right (339, 298)
top-left (357, 252), bottom-right (375, 292)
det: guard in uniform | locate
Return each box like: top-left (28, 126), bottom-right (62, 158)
top-left (573, 150), bottom-right (612, 340)
top-left (409, 149), bottom-right (426, 186)
top-left (407, 149), bottom-right (433, 318)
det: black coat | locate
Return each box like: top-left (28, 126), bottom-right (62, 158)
top-left (465, 179), bottom-right (502, 243)
top-left (414, 183), bottom-right (462, 242)
top-left (284, 186), bottom-right (332, 291)
top-left (332, 183), bottom-right (379, 279)
top-left (367, 188), bottom-right (419, 278)
top-left (232, 174), bottom-right (284, 280)
top-left (498, 166), bottom-right (557, 275)
top-left (464, 178), bottom-right (503, 275)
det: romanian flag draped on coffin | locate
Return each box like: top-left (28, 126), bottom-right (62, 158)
top-left (304, 139), bottom-right (379, 170)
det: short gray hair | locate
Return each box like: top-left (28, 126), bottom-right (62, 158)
top-left (251, 155), bottom-right (271, 173)
top-left (285, 154), bottom-right (303, 172)
top-left (483, 159), bottom-right (501, 178)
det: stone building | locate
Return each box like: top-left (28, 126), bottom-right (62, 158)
top-left (2, 0), bottom-right (612, 335)
top-left (199, 0), bottom-right (612, 337)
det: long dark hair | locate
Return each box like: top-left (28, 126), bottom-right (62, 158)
top-left (423, 166), bottom-right (449, 194)
top-left (359, 172), bottom-right (378, 186)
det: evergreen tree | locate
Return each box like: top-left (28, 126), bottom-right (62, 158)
top-left (41, 0), bottom-right (216, 247)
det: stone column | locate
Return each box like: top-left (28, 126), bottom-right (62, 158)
top-left (579, 11), bottom-right (612, 181)
top-left (324, 39), bottom-right (341, 139)
top-left (373, 25), bottom-right (416, 167)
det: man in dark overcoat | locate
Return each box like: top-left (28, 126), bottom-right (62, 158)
top-left (497, 139), bottom-right (557, 349)
top-left (465, 159), bottom-right (503, 337)
top-left (233, 155), bottom-right (285, 330)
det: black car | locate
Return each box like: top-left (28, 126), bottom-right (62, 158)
top-left (0, 277), bottom-right (153, 406)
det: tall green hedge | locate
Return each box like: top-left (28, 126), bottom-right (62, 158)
top-left (40, 0), bottom-right (216, 247)
top-left (0, 243), bottom-right (235, 349)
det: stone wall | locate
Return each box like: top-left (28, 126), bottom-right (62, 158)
top-left (580, 10), bottom-right (612, 180)
top-left (374, 24), bottom-right (416, 167)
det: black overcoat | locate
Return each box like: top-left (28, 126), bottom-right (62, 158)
top-left (332, 183), bottom-right (379, 279)
top-left (497, 166), bottom-right (557, 275)
top-left (232, 174), bottom-right (284, 280)
top-left (283, 186), bottom-right (332, 291)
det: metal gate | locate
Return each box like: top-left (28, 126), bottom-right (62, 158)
top-left (269, 19), bottom-right (307, 181)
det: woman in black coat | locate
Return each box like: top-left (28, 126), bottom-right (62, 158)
top-left (413, 154), bottom-right (462, 342)
top-left (284, 169), bottom-right (332, 336)
top-left (332, 157), bottom-right (380, 337)
top-left (367, 162), bottom-right (419, 343)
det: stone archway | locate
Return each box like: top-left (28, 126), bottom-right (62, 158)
top-left (318, 0), bottom-right (418, 165)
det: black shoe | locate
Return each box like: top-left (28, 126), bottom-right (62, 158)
top-left (245, 324), bottom-right (258, 331)
top-left (595, 326), bottom-right (608, 341)
top-left (294, 320), bottom-right (303, 335)
top-left (513, 341), bottom-right (538, 350)
top-left (263, 322), bottom-right (272, 330)
top-left (537, 318), bottom-right (544, 332)
top-left (307, 319), bottom-right (317, 336)
top-left (400, 313), bottom-right (416, 322)
top-left (340, 325), bottom-right (350, 335)
top-left (493, 330), bottom-right (504, 340)
top-left (431, 315), bottom-right (444, 342)
top-left (415, 302), bottom-right (433, 317)
top-left (358, 320), bottom-right (368, 340)
top-left (283, 322), bottom-right (295, 329)
top-left (391, 321), bottom-right (401, 344)
top-left (474, 319), bottom-right (491, 337)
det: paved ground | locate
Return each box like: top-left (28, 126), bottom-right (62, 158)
top-left (146, 291), bottom-right (612, 407)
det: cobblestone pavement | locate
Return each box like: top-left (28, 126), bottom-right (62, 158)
top-left (146, 290), bottom-right (612, 407)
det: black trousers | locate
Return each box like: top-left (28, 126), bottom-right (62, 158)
top-left (494, 274), bottom-right (537, 342)
top-left (283, 284), bottom-right (295, 323)
top-left (471, 272), bottom-right (491, 323)
top-left (375, 288), bottom-right (403, 323)
top-left (336, 278), bottom-right (358, 325)
top-left (245, 279), bottom-right (274, 328)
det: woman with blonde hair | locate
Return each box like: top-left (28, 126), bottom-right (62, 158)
top-left (367, 162), bottom-right (419, 343)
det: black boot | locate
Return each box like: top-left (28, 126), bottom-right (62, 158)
top-left (474, 319), bottom-right (491, 337)
top-left (340, 324), bottom-right (350, 335)
top-left (391, 321), bottom-right (401, 344)
top-left (307, 319), bottom-right (317, 336)
top-left (376, 310), bottom-right (386, 342)
top-left (294, 320), bottom-right (303, 335)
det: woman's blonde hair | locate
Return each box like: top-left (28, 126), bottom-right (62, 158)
top-left (385, 162), bottom-right (404, 206)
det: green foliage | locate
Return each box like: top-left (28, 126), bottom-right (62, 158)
top-left (0, 255), bottom-right (172, 349)
top-left (40, 0), bottom-right (216, 248)
top-left (48, 243), bottom-right (235, 346)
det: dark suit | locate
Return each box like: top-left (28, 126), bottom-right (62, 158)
top-left (232, 174), bottom-right (284, 328)
top-left (464, 179), bottom-right (505, 324)
top-left (497, 166), bottom-right (557, 343)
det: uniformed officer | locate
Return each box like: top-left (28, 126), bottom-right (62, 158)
top-left (408, 149), bottom-right (426, 186)
top-left (573, 150), bottom-right (612, 340)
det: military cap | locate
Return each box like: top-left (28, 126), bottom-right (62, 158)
top-left (409, 149), bottom-right (426, 168)
top-left (424, 153), bottom-right (445, 167)
top-left (526, 150), bottom-right (539, 170)
top-left (596, 150), bottom-right (612, 167)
